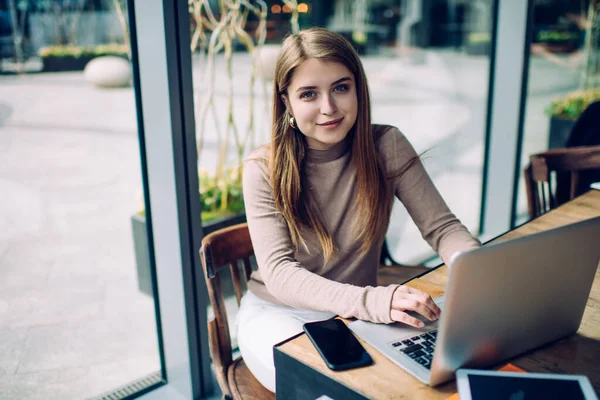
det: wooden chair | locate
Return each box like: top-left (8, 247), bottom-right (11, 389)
top-left (524, 145), bottom-right (600, 219)
top-left (200, 223), bottom-right (430, 399)
top-left (200, 223), bottom-right (275, 400)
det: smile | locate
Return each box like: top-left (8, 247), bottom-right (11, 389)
top-left (317, 118), bottom-right (344, 127)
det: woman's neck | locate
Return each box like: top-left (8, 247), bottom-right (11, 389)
top-left (305, 136), bottom-right (351, 163)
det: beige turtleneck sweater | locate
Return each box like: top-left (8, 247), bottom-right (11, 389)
top-left (242, 125), bottom-right (480, 324)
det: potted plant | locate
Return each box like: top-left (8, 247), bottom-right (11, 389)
top-left (38, 43), bottom-right (129, 72)
top-left (132, 166), bottom-right (245, 296)
top-left (545, 89), bottom-right (600, 148)
top-left (544, 1), bottom-right (599, 148)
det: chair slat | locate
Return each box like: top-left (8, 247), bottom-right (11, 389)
top-left (524, 164), bottom-right (538, 218)
top-left (570, 171), bottom-right (579, 199)
top-left (230, 261), bottom-right (244, 307)
top-left (203, 270), bottom-right (233, 368)
top-left (242, 257), bottom-right (252, 281)
top-left (547, 173), bottom-right (556, 210)
top-left (540, 182), bottom-right (548, 214)
top-left (207, 318), bottom-right (231, 398)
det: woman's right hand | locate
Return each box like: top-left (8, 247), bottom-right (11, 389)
top-left (390, 286), bottom-right (440, 327)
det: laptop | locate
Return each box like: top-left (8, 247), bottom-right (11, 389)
top-left (349, 216), bottom-right (600, 386)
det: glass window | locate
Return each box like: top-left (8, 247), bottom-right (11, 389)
top-left (0, 1), bottom-right (163, 398)
top-left (371, 0), bottom-right (495, 263)
top-left (516, 0), bottom-right (599, 225)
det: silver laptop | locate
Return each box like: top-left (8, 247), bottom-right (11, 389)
top-left (349, 216), bottom-right (600, 386)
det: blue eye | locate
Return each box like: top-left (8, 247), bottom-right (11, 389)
top-left (300, 91), bottom-right (315, 99)
top-left (334, 84), bottom-right (349, 92)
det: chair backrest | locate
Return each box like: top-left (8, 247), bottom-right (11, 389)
top-left (524, 145), bottom-right (600, 218)
top-left (199, 223), bottom-right (254, 396)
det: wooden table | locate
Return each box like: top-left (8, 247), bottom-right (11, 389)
top-left (274, 189), bottom-right (600, 400)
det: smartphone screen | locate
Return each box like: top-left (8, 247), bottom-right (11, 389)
top-left (303, 319), bottom-right (373, 371)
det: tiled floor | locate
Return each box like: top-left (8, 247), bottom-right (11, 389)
top-left (0, 47), bottom-right (581, 399)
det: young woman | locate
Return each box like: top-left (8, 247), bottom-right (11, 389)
top-left (236, 27), bottom-right (480, 392)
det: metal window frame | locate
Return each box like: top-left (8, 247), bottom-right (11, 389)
top-left (479, 0), bottom-right (534, 239)
top-left (131, 0), bottom-right (212, 398)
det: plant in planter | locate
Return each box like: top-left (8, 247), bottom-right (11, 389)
top-left (188, 0), bottom-right (291, 216)
top-left (546, 88), bottom-right (600, 119)
top-left (131, 167), bottom-right (245, 296)
top-left (545, 89), bottom-right (600, 149)
top-left (38, 43), bottom-right (129, 72)
top-left (544, 1), bottom-right (599, 148)
top-left (198, 167), bottom-right (245, 222)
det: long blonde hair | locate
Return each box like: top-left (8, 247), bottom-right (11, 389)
top-left (271, 28), bottom-right (393, 262)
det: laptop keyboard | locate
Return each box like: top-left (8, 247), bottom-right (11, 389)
top-left (389, 329), bottom-right (437, 370)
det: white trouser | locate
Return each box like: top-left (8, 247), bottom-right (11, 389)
top-left (235, 291), bottom-right (336, 392)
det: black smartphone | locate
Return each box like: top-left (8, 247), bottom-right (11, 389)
top-left (303, 318), bottom-right (373, 371)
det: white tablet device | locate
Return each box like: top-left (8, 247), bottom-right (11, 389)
top-left (456, 369), bottom-right (599, 400)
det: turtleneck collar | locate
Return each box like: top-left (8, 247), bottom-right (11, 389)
top-left (305, 135), bottom-right (352, 163)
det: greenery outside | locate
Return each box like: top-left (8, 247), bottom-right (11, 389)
top-left (188, 1), bottom-right (299, 222)
top-left (38, 43), bottom-right (129, 59)
top-left (536, 29), bottom-right (580, 43)
top-left (545, 88), bottom-right (600, 119)
top-left (467, 32), bottom-right (490, 44)
top-left (138, 166), bottom-right (244, 223)
top-left (198, 166), bottom-right (245, 221)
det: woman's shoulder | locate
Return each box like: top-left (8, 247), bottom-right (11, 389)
top-left (245, 144), bottom-right (270, 162)
top-left (372, 124), bottom-right (413, 155)
top-left (243, 144), bottom-right (271, 182)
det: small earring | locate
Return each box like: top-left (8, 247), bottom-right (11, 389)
top-left (290, 116), bottom-right (297, 129)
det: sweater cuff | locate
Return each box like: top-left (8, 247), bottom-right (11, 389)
top-left (366, 284), bottom-right (401, 324)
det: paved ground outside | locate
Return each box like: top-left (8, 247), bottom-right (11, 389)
top-left (0, 48), bottom-right (581, 399)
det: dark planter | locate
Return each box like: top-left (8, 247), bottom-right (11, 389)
top-left (466, 41), bottom-right (490, 56)
top-left (534, 26), bottom-right (580, 54)
top-left (131, 212), bottom-right (247, 297)
top-left (41, 55), bottom-right (95, 72)
top-left (41, 53), bottom-right (129, 72)
top-left (548, 116), bottom-right (576, 149)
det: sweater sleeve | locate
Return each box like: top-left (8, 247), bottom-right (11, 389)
top-left (242, 157), bottom-right (399, 323)
top-left (379, 127), bottom-right (481, 264)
